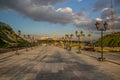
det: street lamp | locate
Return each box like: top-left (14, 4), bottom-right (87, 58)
top-left (95, 22), bottom-right (108, 61)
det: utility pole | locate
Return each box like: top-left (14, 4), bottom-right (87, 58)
top-left (110, 0), bottom-right (114, 34)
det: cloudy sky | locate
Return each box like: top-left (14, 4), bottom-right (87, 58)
top-left (0, 0), bottom-right (120, 40)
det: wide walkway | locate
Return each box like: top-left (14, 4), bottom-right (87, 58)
top-left (0, 46), bottom-right (120, 80)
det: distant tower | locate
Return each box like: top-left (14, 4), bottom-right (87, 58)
top-left (110, 0), bottom-right (114, 34)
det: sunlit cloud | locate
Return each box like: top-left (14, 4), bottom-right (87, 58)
top-left (102, 8), bottom-right (109, 12)
top-left (96, 18), bottom-right (102, 21)
top-left (56, 7), bottom-right (73, 13)
top-left (77, 0), bottom-right (83, 2)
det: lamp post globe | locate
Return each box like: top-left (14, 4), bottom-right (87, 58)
top-left (95, 21), bottom-right (108, 61)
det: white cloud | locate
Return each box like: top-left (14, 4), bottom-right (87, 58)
top-left (56, 7), bottom-right (73, 13)
top-left (0, 0), bottom-right (94, 28)
top-left (102, 8), bottom-right (109, 12)
top-left (96, 18), bottom-right (102, 21)
top-left (106, 17), bottom-right (110, 20)
top-left (77, 0), bottom-right (83, 2)
top-left (118, 16), bottom-right (120, 18)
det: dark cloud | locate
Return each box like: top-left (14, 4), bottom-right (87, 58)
top-left (114, 0), bottom-right (120, 7)
top-left (113, 17), bottom-right (120, 29)
top-left (0, 0), bottom-right (89, 26)
top-left (92, 0), bottom-right (120, 31)
top-left (101, 8), bottom-right (110, 19)
top-left (0, 0), bottom-right (119, 31)
top-left (76, 9), bottom-right (87, 17)
top-left (0, 0), bottom-right (73, 24)
top-left (93, 0), bottom-right (120, 12)
top-left (93, 0), bottom-right (109, 12)
top-left (32, 0), bottom-right (66, 5)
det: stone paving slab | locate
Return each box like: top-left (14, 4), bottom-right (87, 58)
top-left (0, 46), bottom-right (119, 80)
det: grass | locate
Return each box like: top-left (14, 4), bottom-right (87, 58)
top-left (72, 44), bottom-right (120, 53)
top-left (94, 47), bottom-right (120, 53)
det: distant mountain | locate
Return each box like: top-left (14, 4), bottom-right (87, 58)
top-left (0, 22), bottom-right (28, 48)
top-left (94, 32), bottom-right (120, 47)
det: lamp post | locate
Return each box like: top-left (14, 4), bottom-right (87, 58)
top-left (95, 22), bottom-right (108, 61)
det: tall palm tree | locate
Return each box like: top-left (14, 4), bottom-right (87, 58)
top-left (70, 34), bottom-right (73, 45)
top-left (75, 31), bottom-right (81, 53)
top-left (65, 34), bottom-right (69, 45)
top-left (15, 30), bottom-right (21, 55)
top-left (82, 34), bottom-right (85, 42)
top-left (27, 34), bottom-right (30, 39)
top-left (65, 34), bottom-right (69, 39)
top-left (23, 35), bottom-right (26, 39)
top-left (80, 30), bottom-right (84, 42)
top-left (17, 30), bottom-right (21, 42)
top-left (80, 30), bottom-right (83, 35)
top-left (88, 34), bottom-right (91, 40)
top-left (18, 30), bottom-right (21, 36)
top-left (23, 34), bottom-right (28, 51)
top-left (70, 34), bottom-right (73, 39)
top-left (88, 33), bottom-right (92, 46)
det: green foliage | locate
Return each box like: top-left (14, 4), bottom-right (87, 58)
top-left (0, 21), bottom-right (28, 48)
top-left (94, 32), bottom-right (120, 47)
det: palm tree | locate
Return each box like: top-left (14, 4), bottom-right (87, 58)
top-left (18, 30), bottom-right (21, 36)
top-left (27, 34), bottom-right (33, 49)
top-left (80, 30), bottom-right (83, 35)
top-left (70, 34), bottom-right (73, 39)
top-left (27, 34), bottom-right (30, 39)
top-left (88, 34), bottom-right (91, 40)
top-left (23, 35), bottom-right (26, 39)
top-left (75, 31), bottom-right (82, 53)
top-left (70, 34), bottom-right (73, 46)
top-left (15, 30), bottom-right (21, 55)
top-left (88, 33), bottom-right (92, 46)
top-left (80, 30), bottom-right (85, 42)
top-left (65, 34), bottom-right (73, 50)
top-left (65, 34), bottom-right (69, 46)
top-left (23, 34), bottom-right (28, 51)
top-left (82, 34), bottom-right (85, 42)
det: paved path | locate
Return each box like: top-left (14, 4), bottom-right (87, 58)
top-left (79, 50), bottom-right (120, 65)
top-left (0, 46), bottom-right (120, 80)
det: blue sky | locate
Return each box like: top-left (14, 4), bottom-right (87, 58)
top-left (0, 0), bottom-right (120, 40)
top-left (0, 10), bottom-right (79, 37)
